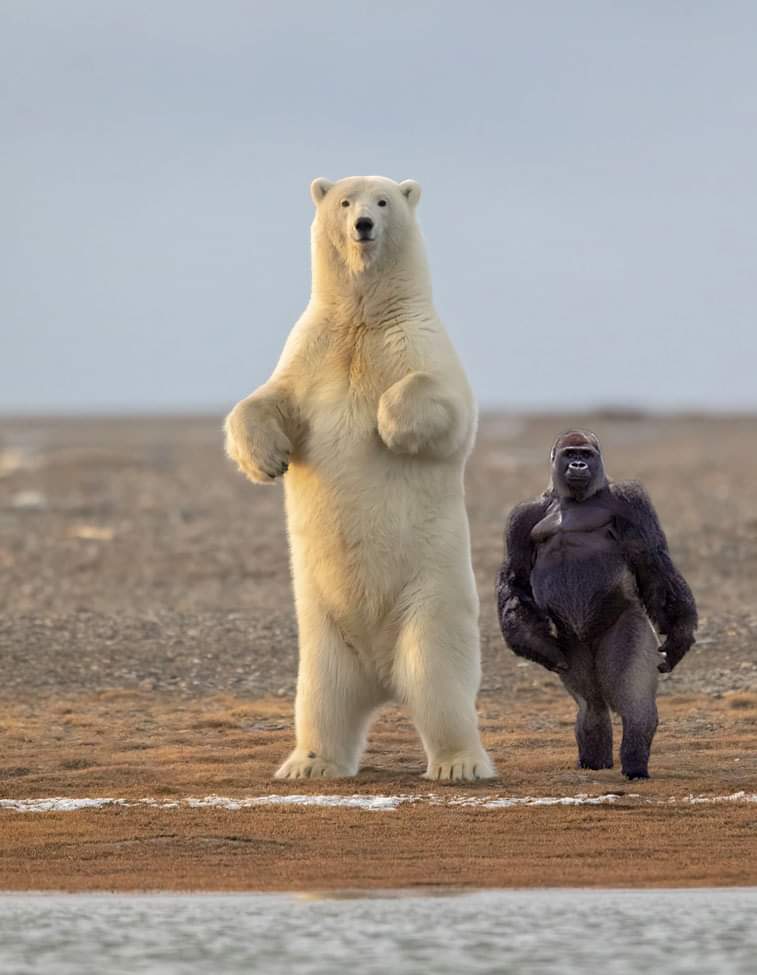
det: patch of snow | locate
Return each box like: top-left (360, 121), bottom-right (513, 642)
top-left (185, 794), bottom-right (407, 811)
top-left (685, 791), bottom-right (757, 804)
top-left (0, 797), bottom-right (126, 813)
top-left (3, 792), bottom-right (757, 814)
top-left (475, 793), bottom-right (631, 809)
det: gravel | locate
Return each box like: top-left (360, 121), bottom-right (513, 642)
top-left (1, 412), bottom-right (756, 700)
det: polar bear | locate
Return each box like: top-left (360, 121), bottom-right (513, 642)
top-left (224, 175), bottom-right (495, 781)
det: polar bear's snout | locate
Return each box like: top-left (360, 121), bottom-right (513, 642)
top-left (353, 216), bottom-right (375, 242)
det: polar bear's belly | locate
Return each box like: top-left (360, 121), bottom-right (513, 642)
top-left (283, 443), bottom-right (466, 628)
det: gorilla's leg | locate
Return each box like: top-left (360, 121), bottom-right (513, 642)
top-left (275, 588), bottom-right (386, 779)
top-left (575, 700), bottom-right (614, 770)
top-left (393, 587), bottom-right (495, 781)
top-left (560, 642), bottom-right (613, 770)
top-left (596, 606), bottom-right (659, 780)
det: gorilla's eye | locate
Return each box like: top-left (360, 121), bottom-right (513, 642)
top-left (377, 199), bottom-right (387, 207)
top-left (341, 200), bottom-right (350, 208)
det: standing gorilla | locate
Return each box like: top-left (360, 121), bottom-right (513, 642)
top-left (496, 430), bottom-right (697, 779)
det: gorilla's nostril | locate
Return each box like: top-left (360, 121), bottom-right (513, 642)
top-left (355, 218), bottom-right (374, 233)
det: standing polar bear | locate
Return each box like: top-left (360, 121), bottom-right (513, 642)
top-left (225, 175), bottom-right (495, 781)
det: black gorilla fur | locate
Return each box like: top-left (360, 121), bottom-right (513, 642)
top-left (496, 430), bottom-right (697, 779)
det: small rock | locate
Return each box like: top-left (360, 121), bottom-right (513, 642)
top-left (69, 525), bottom-right (115, 541)
top-left (10, 490), bottom-right (47, 511)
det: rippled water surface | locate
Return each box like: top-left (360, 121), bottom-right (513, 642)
top-left (1, 888), bottom-right (755, 975)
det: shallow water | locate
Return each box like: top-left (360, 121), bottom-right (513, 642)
top-left (1, 888), bottom-right (755, 975)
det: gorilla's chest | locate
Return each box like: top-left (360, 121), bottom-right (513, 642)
top-left (532, 501), bottom-right (615, 545)
top-left (531, 500), bottom-right (621, 569)
top-left (530, 499), bottom-right (632, 634)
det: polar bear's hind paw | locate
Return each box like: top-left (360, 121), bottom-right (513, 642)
top-left (424, 753), bottom-right (497, 783)
top-left (274, 751), bottom-right (354, 780)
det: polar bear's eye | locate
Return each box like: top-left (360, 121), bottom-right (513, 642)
top-left (340, 200), bottom-right (350, 208)
top-left (377, 199), bottom-right (387, 207)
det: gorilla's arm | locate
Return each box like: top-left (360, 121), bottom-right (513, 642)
top-left (612, 481), bottom-right (698, 672)
top-left (496, 499), bottom-right (569, 673)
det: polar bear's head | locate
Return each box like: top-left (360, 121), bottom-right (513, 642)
top-left (310, 175), bottom-right (422, 276)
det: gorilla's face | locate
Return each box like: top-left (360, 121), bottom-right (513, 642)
top-left (550, 431), bottom-right (607, 500)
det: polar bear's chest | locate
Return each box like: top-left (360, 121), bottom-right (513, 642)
top-left (299, 327), bottom-right (407, 452)
top-left (303, 378), bottom-right (383, 458)
top-left (331, 324), bottom-right (405, 390)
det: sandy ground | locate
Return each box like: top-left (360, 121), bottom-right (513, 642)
top-left (1, 413), bottom-right (757, 890)
top-left (2, 690), bottom-right (757, 890)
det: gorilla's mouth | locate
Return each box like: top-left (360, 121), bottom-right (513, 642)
top-left (565, 468), bottom-right (591, 481)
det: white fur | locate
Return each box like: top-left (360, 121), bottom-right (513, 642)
top-left (225, 176), bottom-right (495, 782)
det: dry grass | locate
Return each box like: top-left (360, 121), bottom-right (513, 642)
top-left (1, 689), bottom-right (757, 891)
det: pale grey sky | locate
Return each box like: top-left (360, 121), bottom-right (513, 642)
top-left (3, 1), bottom-right (756, 412)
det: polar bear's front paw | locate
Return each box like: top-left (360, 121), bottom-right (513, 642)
top-left (424, 752), bottom-right (497, 783)
top-left (274, 750), bottom-right (355, 780)
top-left (377, 412), bottom-right (424, 456)
top-left (224, 404), bottom-right (291, 484)
top-left (377, 374), bottom-right (450, 457)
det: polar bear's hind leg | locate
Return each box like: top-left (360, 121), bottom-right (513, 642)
top-left (275, 608), bottom-right (385, 779)
top-left (393, 594), bottom-right (496, 782)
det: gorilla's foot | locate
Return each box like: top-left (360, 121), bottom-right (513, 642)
top-left (274, 750), bottom-right (355, 780)
top-left (424, 750), bottom-right (497, 783)
top-left (577, 757), bottom-right (613, 770)
top-left (623, 766), bottom-right (650, 781)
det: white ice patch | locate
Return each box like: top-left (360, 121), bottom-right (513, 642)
top-left (452, 793), bottom-right (631, 809)
top-left (684, 791), bottom-right (757, 805)
top-left (0, 794), bottom-right (408, 814)
top-left (0, 797), bottom-right (129, 813)
top-left (184, 794), bottom-right (406, 811)
top-left (2, 792), bottom-right (757, 814)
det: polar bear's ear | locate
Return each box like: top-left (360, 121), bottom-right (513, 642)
top-left (399, 180), bottom-right (421, 207)
top-left (310, 178), bottom-right (334, 205)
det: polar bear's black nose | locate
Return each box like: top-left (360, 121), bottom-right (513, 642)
top-left (355, 217), bottom-right (374, 236)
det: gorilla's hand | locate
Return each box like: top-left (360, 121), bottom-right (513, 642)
top-left (530, 637), bottom-right (569, 674)
top-left (657, 653), bottom-right (672, 674)
top-left (657, 636), bottom-right (693, 673)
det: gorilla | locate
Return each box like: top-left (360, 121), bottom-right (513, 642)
top-left (496, 430), bottom-right (697, 779)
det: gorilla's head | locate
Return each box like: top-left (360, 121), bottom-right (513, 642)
top-left (550, 430), bottom-right (607, 501)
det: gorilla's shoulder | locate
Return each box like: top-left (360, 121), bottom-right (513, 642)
top-left (609, 480), bottom-right (663, 536)
top-left (505, 494), bottom-right (552, 532)
top-left (609, 480), bottom-right (653, 511)
top-left (511, 493), bottom-right (552, 517)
